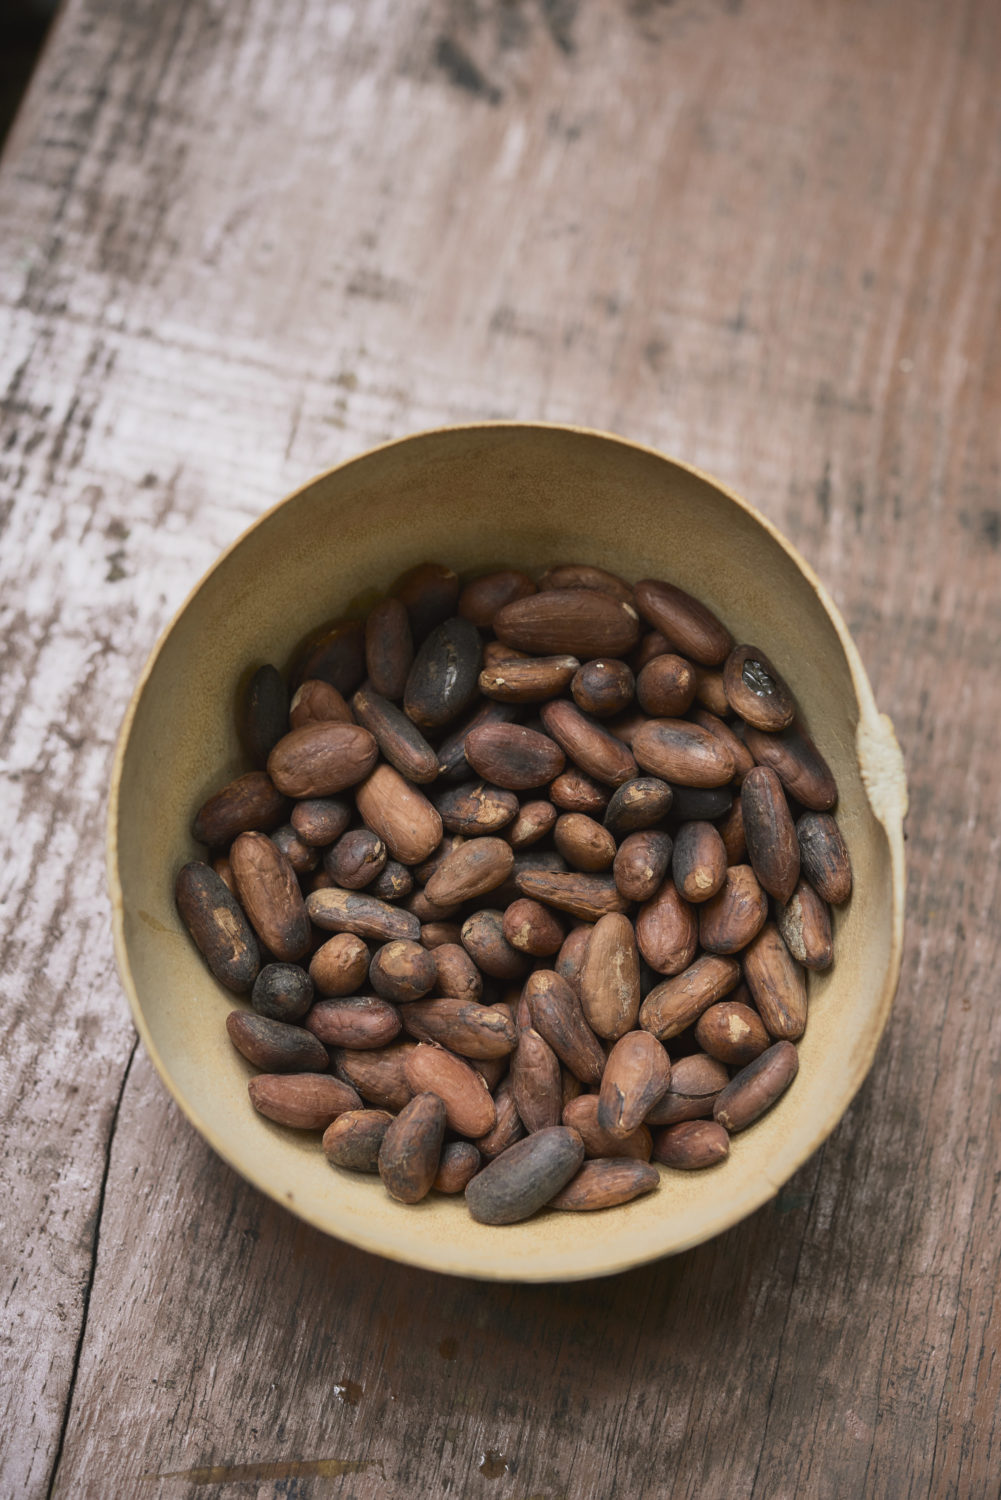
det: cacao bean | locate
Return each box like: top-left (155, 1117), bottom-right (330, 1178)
top-left (613, 829), bottom-right (673, 903)
top-left (742, 923), bottom-right (808, 1040)
top-left (694, 998), bottom-right (771, 1065)
top-left (324, 828), bottom-right (387, 890)
top-left (718, 798), bottom-right (747, 865)
top-left (404, 616), bottom-right (482, 729)
top-left (554, 813), bottom-right (617, 872)
top-left (192, 771), bottom-right (288, 849)
top-left (511, 1026), bottom-right (562, 1132)
top-left (540, 699), bottom-right (639, 787)
top-left (404, 1043), bottom-right (497, 1137)
top-left (240, 664), bottom-right (288, 768)
top-left (460, 909), bottom-right (529, 981)
top-left (713, 1040), bottom-right (799, 1132)
top-left (309, 933), bottom-right (370, 996)
top-left (267, 722), bottom-right (378, 798)
top-left (691, 666), bottom-right (730, 717)
top-left (323, 1109), bottom-right (393, 1172)
top-left (289, 679), bottom-right (355, 729)
top-left (420, 921), bottom-right (463, 949)
top-left (494, 589), bottom-right (640, 659)
top-left (505, 799), bottom-right (559, 849)
top-left (741, 765), bottom-right (800, 903)
top-left (430, 943), bottom-right (481, 1000)
top-left (672, 821), bottom-right (727, 904)
top-left (525, 969), bottom-right (606, 1086)
top-left (603, 776), bottom-right (674, 835)
top-left (644, 1052), bottom-right (730, 1123)
top-left (425, 836), bottom-right (514, 906)
top-left (251, 962), bottom-right (314, 1021)
top-left (248, 1072), bottom-right (361, 1130)
top-left (475, 1079), bottom-right (526, 1160)
top-left (378, 1092), bottom-right (446, 1202)
top-left (571, 659), bottom-right (635, 718)
top-left (370, 859), bottom-right (414, 901)
top-left (333, 1042), bottom-right (417, 1111)
top-left (231, 831), bottom-right (311, 962)
top-left (796, 812), bottom-right (853, 903)
top-left (635, 879), bottom-right (698, 976)
top-left (465, 1126), bottom-right (585, 1224)
top-left (352, 683), bottom-right (439, 783)
top-left (458, 569), bottom-right (536, 627)
top-left (548, 1158), bottom-right (660, 1211)
top-left (436, 699), bottom-right (522, 780)
top-left (478, 654), bottom-right (579, 704)
top-left (579, 911), bottom-right (642, 1039)
top-left (364, 597), bottom-right (414, 700)
top-left (598, 1031), bottom-right (672, 1137)
top-left (502, 898), bottom-right (565, 957)
top-left (632, 718), bottom-right (735, 788)
top-left (465, 722), bottom-right (565, 789)
top-left (633, 578), bottom-right (732, 666)
top-left (562, 1094), bottom-right (653, 1160)
top-left (368, 938), bottom-right (437, 1002)
top-left (689, 706), bottom-right (756, 782)
top-left (391, 562), bottom-right (460, 643)
top-left (653, 1119), bottom-right (730, 1169)
top-left (538, 562), bottom-right (635, 604)
top-left (435, 779), bottom-right (519, 836)
top-left (271, 824), bottom-right (320, 874)
top-left (175, 861), bottom-right (260, 993)
top-left (670, 785), bottom-right (734, 821)
top-left (743, 721), bottom-right (838, 810)
top-left (307, 887), bottom-right (421, 943)
top-left (723, 643), bottom-right (796, 731)
top-left (777, 879), bottom-right (834, 969)
top-left (698, 864), bottom-right (768, 954)
top-left (226, 1011), bottom-right (329, 1072)
top-left (555, 924), bottom-right (592, 992)
top-left (290, 797), bottom-right (352, 847)
top-left (402, 998), bottom-right (517, 1058)
top-left (305, 995), bottom-right (402, 1049)
top-left (433, 1140), bottom-right (483, 1193)
top-left (636, 653), bottom-right (697, 718)
top-left (549, 769), bottom-right (610, 815)
top-left (292, 618), bottom-right (366, 695)
top-left (639, 954), bottom-right (741, 1041)
top-left (516, 869), bottom-right (628, 922)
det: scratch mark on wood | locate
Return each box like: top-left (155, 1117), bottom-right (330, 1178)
top-left (146, 1456), bottom-right (384, 1482)
top-left (434, 35), bottom-right (502, 104)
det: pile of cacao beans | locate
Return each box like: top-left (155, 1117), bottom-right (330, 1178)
top-left (176, 561), bottom-right (852, 1225)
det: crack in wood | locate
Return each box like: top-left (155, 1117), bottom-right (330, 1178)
top-left (45, 1033), bottom-right (139, 1500)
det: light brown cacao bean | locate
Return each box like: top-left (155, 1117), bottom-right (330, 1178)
top-left (652, 1119), bottom-right (730, 1169)
top-left (548, 1158), bottom-right (660, 1211)
top-left (248, 1072), bottom-right (361, 1130)
top-left (713, 1040), bottom-right (799, 1132)
top-left (639, 954), bottom-right (742, 1041)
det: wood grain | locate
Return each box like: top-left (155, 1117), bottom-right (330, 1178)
top-left (1, 0), bottom-right (999, 1494)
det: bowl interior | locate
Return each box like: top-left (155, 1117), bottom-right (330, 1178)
top-left (110, 424), bottom-right (902, 1280)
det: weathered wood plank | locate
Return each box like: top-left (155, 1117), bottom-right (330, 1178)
top-left (0, 0), bottom-right (999, 1495)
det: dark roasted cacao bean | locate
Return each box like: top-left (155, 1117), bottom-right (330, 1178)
top-left (175, 861), bottom-right (260, 993)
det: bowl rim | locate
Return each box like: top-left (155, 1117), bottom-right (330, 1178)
top-left (106, 420), bottom-right (907, 1280)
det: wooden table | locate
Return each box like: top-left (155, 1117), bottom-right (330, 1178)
top-left (2, 1), bottom-right (998, 1494)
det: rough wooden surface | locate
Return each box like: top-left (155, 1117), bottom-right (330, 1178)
top-left (1, 0), bottom-right (998, 1494)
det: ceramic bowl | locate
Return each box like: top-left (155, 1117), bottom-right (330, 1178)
top-left (108, 423), bottom-right (907, 1282)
